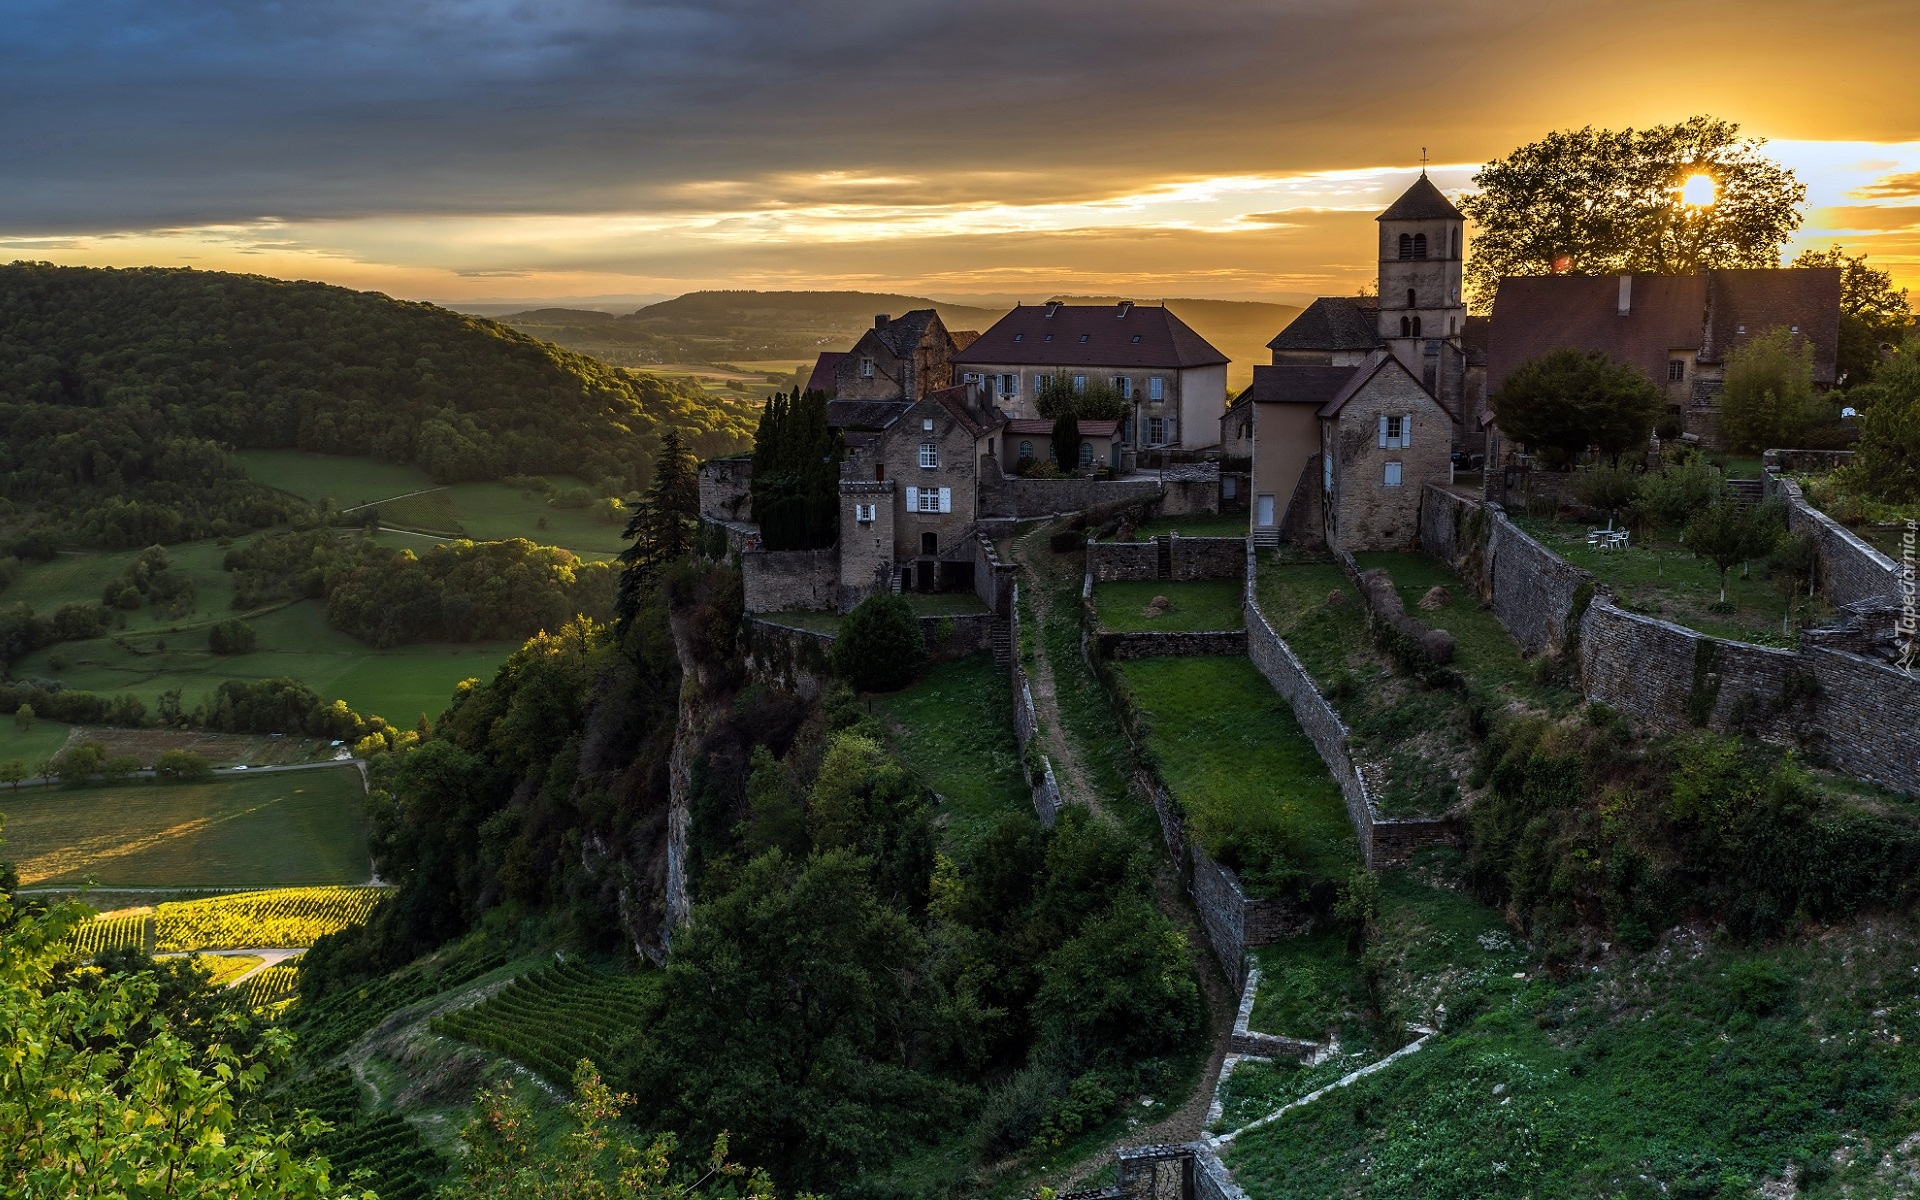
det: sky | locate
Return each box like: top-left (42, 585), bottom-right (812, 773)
top-left (7, 0), bottom-right (1920, 309)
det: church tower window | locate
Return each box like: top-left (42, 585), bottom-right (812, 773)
top-left (1412, 316), bottom-right (1422, 337)
top-left (1413, 233), bottom-right (1428, 258)
top-left (1398, 233), bottom-right (1412, 260)
top-left (1406, 288), bottom-right (1416, 310)
top-left (1400, 316), bottom-right (1411, 337)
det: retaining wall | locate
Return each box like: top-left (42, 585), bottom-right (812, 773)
top-left (1087, 539), bottom-right (1160, 582)
top-left (1086, 535), bottom-right (1247, 583)
top-left (1172, 536), bottom-right (1248, 580)
top-left (1096, 630), bottom-right (1247, 660)
top-left (984, 474), bottom-right (1162, 519)
top-left (1009, 585), bottom-right (1064, 826)
top-left (974, 533), bottom-right (1017, 615)
top-left (1763, 465), bottom-right (1901, 607)
top-left (742, 546), bottom-right (838, 613)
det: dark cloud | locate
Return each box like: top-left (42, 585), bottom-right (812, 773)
top-left (6, 0), bottom-right (1917, 233)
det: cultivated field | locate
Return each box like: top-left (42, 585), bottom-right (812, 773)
top-left (1, 766), bottom-right (371, 887)
top-left (43, 728), bottom-right (332, 769)
top-left (0, 718), bottom-right (77, 770)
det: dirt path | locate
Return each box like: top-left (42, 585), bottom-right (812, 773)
top-left (1007, 524), bottom-right (1239, 1190)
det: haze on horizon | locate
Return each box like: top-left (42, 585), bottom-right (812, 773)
top-left (9, 0), bottom-right (1920, 310)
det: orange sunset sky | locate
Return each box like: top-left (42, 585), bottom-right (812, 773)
top-left (9, 0), bottom-right (1920, 309)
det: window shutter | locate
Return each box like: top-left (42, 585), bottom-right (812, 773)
top-left (1166, 419), bottom-right (1177, 445)
top-left (938, 487), bottom-right (952, 513)
top-left (1378, 415), bottom-right (1388, 448)
top-left (1402, 414), bottom-right (1412, 448)
top-left (906, 486), bottom-right (919, 511)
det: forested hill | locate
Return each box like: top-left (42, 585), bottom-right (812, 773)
top-left (0, 263), bottom-right (759, 546)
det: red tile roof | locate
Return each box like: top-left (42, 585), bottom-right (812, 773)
top-left (953, 302), bottom-right (1228, 369)
top-left (805, 351), bottom-right (846, 394)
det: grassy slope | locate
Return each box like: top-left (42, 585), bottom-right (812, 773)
top-left (1094, 580), bottom-right (1244, 632)
top-left (0, 719), bottom-right (74, 768)
top-left (0, 765), bottom-right (368, 887)
top-left (873, 654), bottom-right (1031, 853)
top-left (1128, 512), bottom-right (1252, 539)
top-left (1115, 656), bottom-right (1355, 882)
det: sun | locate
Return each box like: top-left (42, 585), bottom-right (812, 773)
top-left (1680, 174), bottom-right (1718, 207)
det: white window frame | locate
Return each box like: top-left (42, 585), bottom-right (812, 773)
top-left (918, 442), bottom-right (938, 469)
top-left (861, 357), bottom-right (874, 378)
top-left (1384, 461), bottom-right (1404, 487)
top-left (855, 503), bottom-right (876, 524)
top-left (1148, 376), bottom-right (1165, 401)
top-left (911, 487), bottom-right (946, 514)
top-left (1073, 374), bottom-right (1087, 391)
top-left (1148, 417), bottom-right (1167, 445)
top-left (1115, 376), bottom-right (1132, 399)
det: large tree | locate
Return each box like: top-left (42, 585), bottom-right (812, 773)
top-left (1490, 348), bottom-right (1664, 465)
top-left (750, 389), bottom-right (841, 552)
top-left (1790, 246), bottom-right (1913, 385)
top-left (1462, 117), bottom-right (1806, 311)
top-left (1718, 327), bottom-right (1830, 453)
top-left (618, 426), bottom-right (701, 622)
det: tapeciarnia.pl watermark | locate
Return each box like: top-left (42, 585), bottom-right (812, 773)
top-left (1901, 518), bottom-right (1918, 673)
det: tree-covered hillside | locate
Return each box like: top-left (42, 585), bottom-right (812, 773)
top-left (0, 263), bottom-right (760, 546)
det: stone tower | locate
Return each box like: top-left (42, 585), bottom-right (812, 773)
top-left (1375, 172), bottom-right (1467, 395)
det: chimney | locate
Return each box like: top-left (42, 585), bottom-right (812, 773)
top-left (1117, 300), bottom-right (1134, 317)
top-left (1616, 276), bottom-right (1632, 317)
top-left (874, 313), bottom-right (890, 329)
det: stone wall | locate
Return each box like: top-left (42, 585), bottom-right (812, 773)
top-left (1087, 539), bottom-right (1160, 582)
top-left (1765, 469), bottom-right (1901, 608)
top-left (974, 532), bottom-right (1016, 616)
top-left (983, 473), bottom-right (1162, 519)
top-left (741, 546), bottom-right (839, 613)
top-left (1097, 630), bottom-right (1247, 660)
top-left (1086, 535), bottom-right (1246, 583)
top-left (1423, 485), bottom-right (1591, 656)
top-left (1009, 585), bottom-right (1064, 826)
top-left (922, 612), bottom-right (996, 662)
top-left (1190, 848), bottom-right (1310, 990)
top-left (1171, 536), bottom-right (1248, 581)
top-left (742, 618), bottom-right (834, 697)
top-left (697, 456), bottom-right (754, 523)
top-left (1802, 645), bottom-right (1920, 793)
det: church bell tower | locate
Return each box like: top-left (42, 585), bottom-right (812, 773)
top-left (1376, 170), bottom-right (1467, 393)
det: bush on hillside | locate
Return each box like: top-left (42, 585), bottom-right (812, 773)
top-left (207, 618), bottom-right (257, 655)
top-left (832, 594), bottom-right (925, 692)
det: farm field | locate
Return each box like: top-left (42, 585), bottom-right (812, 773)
top-left (1094, 579), bottom-right (1244, 632)
top-left (873, 653), bottom-right (1030, 852)
top-left (0, 766), bottom-right (370, 887)
top-left (234, 450), bottom-right (628, 556)
top-left (0, 718), bottom-right (76, 770)
top-left (1113, 655), bottom-right (1356, 887)
top-left (8, 536), bottom-right (263, 638)
top-left (154, 885), bottom-right (388, 950)
top-left (12, 599), bottom-right (510, 726)
top-left (433, 958), bottom-right (657, 1087)
top-left (41, 728), bottom-right (331, 770)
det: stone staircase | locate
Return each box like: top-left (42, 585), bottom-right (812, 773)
top-left (1156, 535), bottom-right (1173, 579)
top-left (1726, 478), bottom-right (1765, 509)
top-left (990, 620), bottom-right (1012, 668)
top-left (1252, 529), bottom-right (1281, 548)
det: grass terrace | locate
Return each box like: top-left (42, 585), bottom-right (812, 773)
top-left (1253, 551), bottom-right (1576, 818)
top-left (873, 653), bottom-right (1031, 852)
top-left (1508, 512), bottom-right (1817, 646)
top-left (1128, 511), bottom-right (1250, 540)
top-left (1247, 927), bottom-right (1366, 1042)
top-left (1114, 655), bottom-right (1355, 890)
top-left (1093, 579), bottom-right (1244, 632)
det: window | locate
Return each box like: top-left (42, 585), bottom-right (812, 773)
top-left (1400, 315), bottom-right (1411, 337)
top-left (1014, 332), bottom-right (1024, 341)
top-left (1668, 360), bottom-right (1686, 382)
top-left (1078, 333), bottom-right (1089, 342)
top-left (919, 442), bottom-right (938, 469)
top-left (922, 418), bottom-right (934, 431)
top-left (907, 486), bottom-right (948, 513)
top-left (1018, 440), bottom-right (1034, 460)
top-left (1002, 373), bottom-right (1018, 395)
top-left (1079, 441), bottom-right (1094, 468)
top-left (1406, 288), bottom-right (1416, 309)
top-left (861, 357), bottom-right (874, 377)
top-left (1398, 233), bottom-right (1413, 260)
top-left (855, 503), bottom-right (876, 524)
top-left (1115, 376), bottom-right (1132, 398)
top-left (1379, 413), bottom-right (1412, 449)
top-left (1044, 334), bottom-right (1054, 342)
top-left (921, 532), bottom-right (938, 556)
top-left (1412, 316), bottom-right (1422, 337)
top-left (1413, 233), bottom-right (1427, 259)
top-left (1148, 417), bottom-right (1167, 445)
top-left (1451, 228), bottom-right (1459, 258)
top-left (1073, 374), bottom-right (1086, 391)
top-left (1130, 334), bottom-right (1142, 343)
top-left (1386, 415), bottom-right (1404, 443)
top-left (1384, 461), bottom-right (1403, 487)
top-left (1148, 376), bottom-right (1164, 401)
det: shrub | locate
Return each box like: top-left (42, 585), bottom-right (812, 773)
top-left (154, 749), bottom-right (213, 782)
top-left (1632, 457), bottom-right (1723, 532)
top-left (1490, 347), bottom-right (1664, 465)
top-left (207, 618), bottom-right (257, 655)
top-left (1572, 463), bottom-right (1642, 519)
top-left (832, 593), bottom-right (925, 692)
top-left (1719, 327), bottom-right (1831, 453)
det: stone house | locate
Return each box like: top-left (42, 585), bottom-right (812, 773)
top-left (825, 310), bottom-right (967, 403)
top-left (1485, 268), bottom-right (1842, 453)
top-left (839, 383), bottom-right (1006, 598)
top-left (951, 300), bottom-right (1229, 454)
top-left (1000, 418), bottom-right (1121, 473)
top-left (1266, 174), bottom-right (1487, 448)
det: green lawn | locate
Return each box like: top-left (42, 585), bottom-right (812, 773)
top-left (1095, 579), bottom-right (1244, 632)
top-left (1509, 513), bottom-right (1814, 646)
top-left (0, 766), bottom-right (369, 887)
top-left (232, 451), bottom-right (436, 509)
top-left (1249, 927), bottom-right (1366, 1041)
top-left (1114, 656), bottom-right (1355, 888)
top-left (1130, 511), bottom-right (1250, 539)
top-left (873, 654), bottom-right (1031, 851)
top-left (0, 719), bottom-right (75, 771)
top-left (10, 537), bottom-right (267, 639)
top-left (13, 600), bottom-right (509, 726)
top-left (905, 592), bottom-right (991, 616)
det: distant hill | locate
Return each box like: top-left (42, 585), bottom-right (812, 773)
top-left (502, 289), bottom-right (1299, 387)
top-left (0, 264), bottom-right (760, 547)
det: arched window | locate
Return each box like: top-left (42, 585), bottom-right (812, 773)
top-left (1079, 441), bottom-right (1095, 468)
top-left (1400, 315), bottom-right (1411, 337)
top-left (1412, 316), bottom-right (1423, 337)
top-left (1018, 440), bottom-right (1034, 460)
top-left (1413, 233), bottom-right (1428, 259)
top-left (1398, 233), bottom-right (1412, 260)
top-left (1407, 288), bottom-right (1417, 310)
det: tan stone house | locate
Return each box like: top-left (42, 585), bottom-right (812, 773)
top-left (1001, 418), bottom-right (1121, 473)
top-left (952, 300), bottom-right (1229, 453)
top-left (823, 310), bottom-right (967, 403)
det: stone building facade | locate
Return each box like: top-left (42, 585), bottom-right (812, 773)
top-left (1317, 352), bottom-right (1452, 551)
top-left (830, 309), bottom-right (963, 404)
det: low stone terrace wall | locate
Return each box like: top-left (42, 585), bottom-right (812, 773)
top-left (1761, 453), bottom-right (1902, 608)
top-left (1008, 585), bottom-right (1064, 827)
top-left (1086, 535), bottom-right (1247, 583)
top-left (1095, 630), bottom-right (1247, 660)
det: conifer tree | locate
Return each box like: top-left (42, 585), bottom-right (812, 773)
top-left (749, 388), bottom-right (840, 551)
top-left (617, 427), bottom-right (701, 623)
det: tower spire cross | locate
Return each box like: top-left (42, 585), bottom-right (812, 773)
top-left (1420, 147), bottom-right (1428, 175)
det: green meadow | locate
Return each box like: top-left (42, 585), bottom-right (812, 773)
top-left (0, 765), bottom-right (369, 887)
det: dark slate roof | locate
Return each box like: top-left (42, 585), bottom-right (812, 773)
top-left (805, 352), bottom-right (845, 394)
top-left (1486, 274), bottom-right (1708, 394)
top-left (827, 398), bottom-right (911, 430)
top-left (1005, 417), bottom-right (1120, 437)
top-left (928, 384), bottom-right (1007, 439)
top-left (875, 309), bottom-right (941, 357)
top-left (1236, 364), bottom-right (1358, 408)
top-left (953, 302), bottom-right (1228, 369)
top-left (1317, 350), bottom-right (1431, 417)
top-left (1266, 297), bottom-right (1383, 353)
top-left (1706, 268), bottom-right (1842, 382)
top-left (1377, 174), bottom-right (1465, 222)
